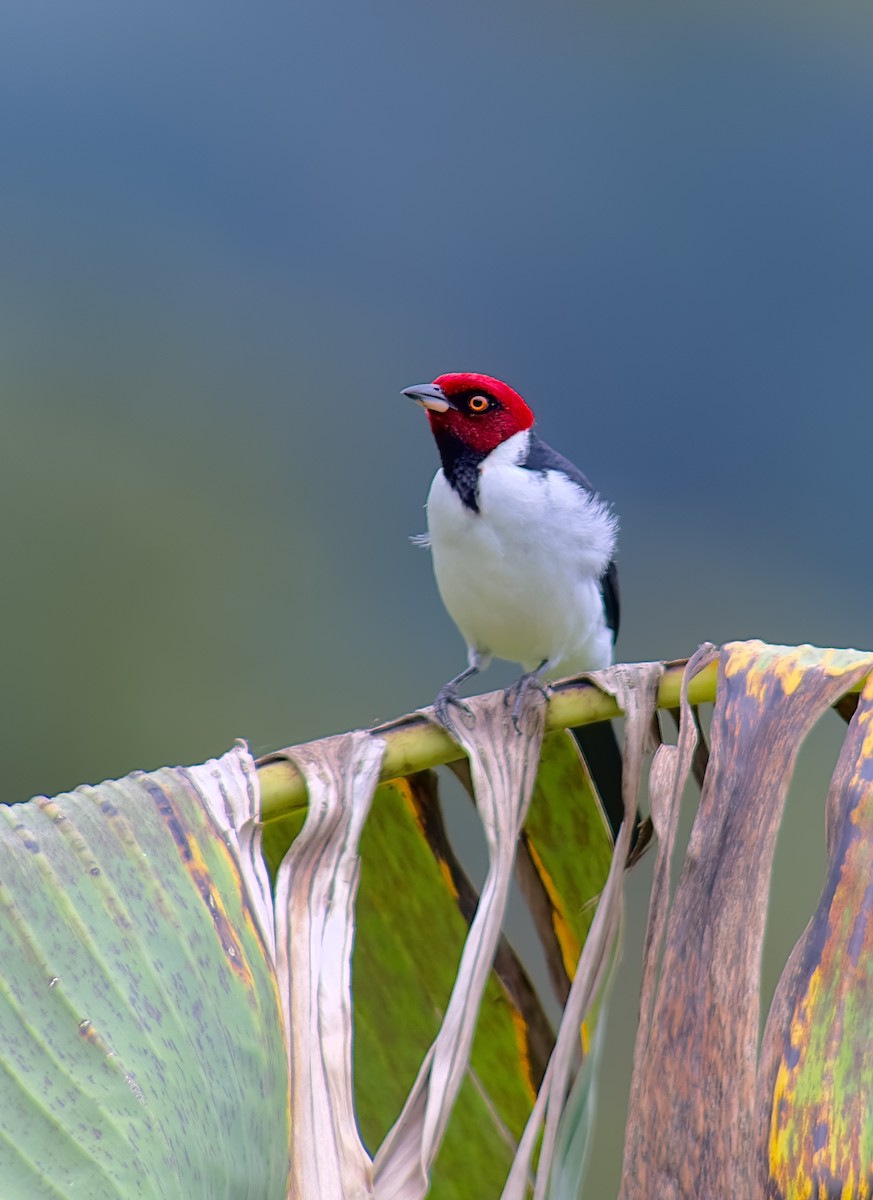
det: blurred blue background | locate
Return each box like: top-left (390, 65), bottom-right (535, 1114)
top-left (2, 0), bottom-right (871, 1190)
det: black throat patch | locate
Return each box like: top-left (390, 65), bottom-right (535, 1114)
top-left (433, 430), bottom-right (484, 513)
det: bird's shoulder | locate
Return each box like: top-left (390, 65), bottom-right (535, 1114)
top-left (517, 431), bottom-right (595, 493)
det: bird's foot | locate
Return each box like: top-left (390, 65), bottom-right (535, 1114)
top-left (505, 663), bottom-right (551, 734)
top-left (434, 684), bottom-right (473, 737)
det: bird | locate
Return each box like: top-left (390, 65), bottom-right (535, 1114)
top-left (403, 370), bottom-right (628, 842)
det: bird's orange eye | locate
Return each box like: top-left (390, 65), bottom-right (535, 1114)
top-left (468, 395), bottom-right (490, 413)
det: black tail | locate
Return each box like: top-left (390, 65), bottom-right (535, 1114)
top-left (572, 721), bottom-right (651, 861)
top-left (571, 720), bottom-right (625, 841)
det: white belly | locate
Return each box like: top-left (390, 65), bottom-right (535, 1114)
top-left (425, 440), bottom-right (617, 676)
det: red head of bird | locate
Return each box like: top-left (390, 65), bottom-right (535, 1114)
top-left (403, 372), bottom-right (534, 457)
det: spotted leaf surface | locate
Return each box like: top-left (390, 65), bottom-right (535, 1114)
top-left (759, 669), bottom-right (873, 1198)
top-left (0, 746), bottom-right (290, 1200)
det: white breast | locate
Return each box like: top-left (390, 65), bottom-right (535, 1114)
top-left (425, 431), bottom-right (618, 676)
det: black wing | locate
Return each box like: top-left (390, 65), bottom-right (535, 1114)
top-left (521, 432), bottom-right (619, 646)
top-left (600, 558), bottom-right (619, 644)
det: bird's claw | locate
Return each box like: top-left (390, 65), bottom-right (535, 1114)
top-left (506, 673), bottom-right (550, 734)
top-left (434, 686), bottom-right (472, 737)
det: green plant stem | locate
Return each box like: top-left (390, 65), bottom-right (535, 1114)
top-left (257, 657), bottom-right (722, 824)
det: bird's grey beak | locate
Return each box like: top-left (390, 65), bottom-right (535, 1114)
top-left (402, 382), bottom-right (456, 413)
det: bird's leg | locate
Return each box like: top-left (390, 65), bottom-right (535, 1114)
top-left (507, 659), bottom-right (553, 734)
top-left (434, 652), bottom-right (484, 734)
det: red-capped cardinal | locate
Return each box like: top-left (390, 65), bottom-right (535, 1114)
top-left (403, 371), bottom-right (626, 840)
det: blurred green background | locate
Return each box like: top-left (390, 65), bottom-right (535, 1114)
top-left (2, 0), bottom-right (871, 1191)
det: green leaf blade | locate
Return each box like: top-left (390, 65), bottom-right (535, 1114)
top-left (0, 750), bottom-right (289, 1199)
